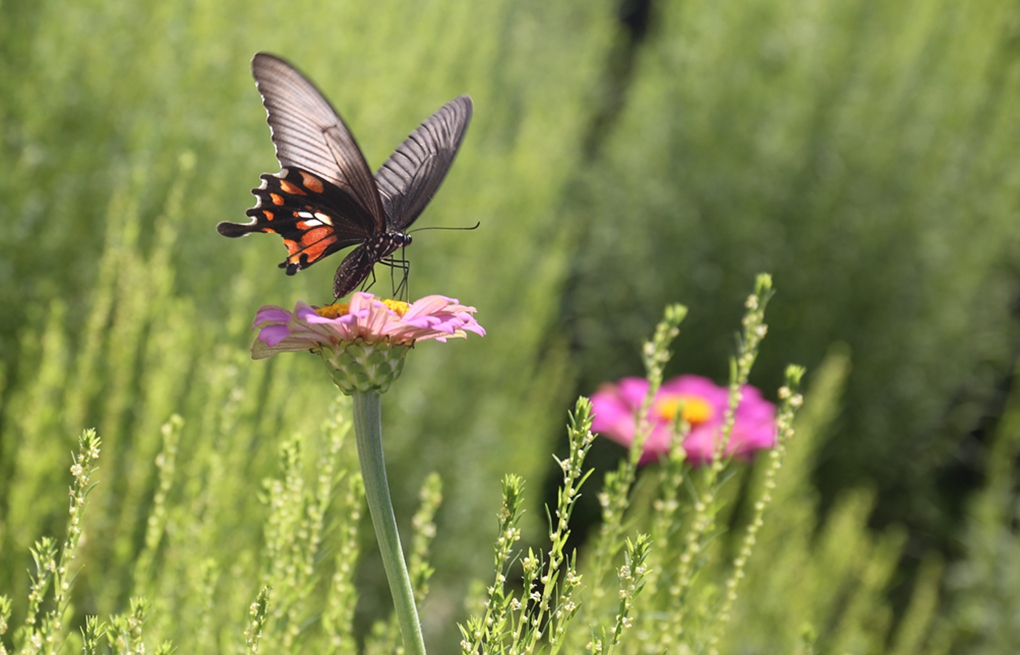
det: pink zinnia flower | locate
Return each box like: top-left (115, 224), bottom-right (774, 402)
top-left (590, 375), bottom-right (776, 465)
top-left (250, 293), bottom-right (484, 394)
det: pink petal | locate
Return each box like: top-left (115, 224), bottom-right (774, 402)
top-left (258, 325), bottom-right (294, 347)
top-left (405, 295), bottom-right (458, 318)
top-left (253, 306), bottom-right (291, 329)
top-left (591, 374), bottom-right (778, 467)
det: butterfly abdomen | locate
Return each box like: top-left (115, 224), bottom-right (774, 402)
top-left (332, 232), bottom-right (412, 298)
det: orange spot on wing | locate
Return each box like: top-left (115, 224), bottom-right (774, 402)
top-left (262, 210), bottom-right (274, 221)
top-left (299, 171), bottom-right (324, 193)
top-left (298, 227), bottom-right (335, 263)
top-left (284, 239), bottom-right (300, 256)
top-left (279, 179), bottom-right (306, 196)
top-left (300, 227), bottom-right (332, 247)
top-left (270, 193), bottom-right (285, 206)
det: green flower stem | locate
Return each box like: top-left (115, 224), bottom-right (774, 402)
top-left (351, 390), bottom-right (426, 655)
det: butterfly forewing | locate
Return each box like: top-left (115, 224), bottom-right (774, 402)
top-left (250, 53), bottom-right (387, 231)
top-left (375, 95), bottom-right (473, 231)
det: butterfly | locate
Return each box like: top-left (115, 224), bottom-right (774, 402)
top-left (217, 52), bottom-right (473, 299)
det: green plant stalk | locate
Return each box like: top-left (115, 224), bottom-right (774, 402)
top-left (351, 391), bottom-right (426, 655)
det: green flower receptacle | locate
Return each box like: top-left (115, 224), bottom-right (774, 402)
top-left (320, 339), bottom-right (410, 395)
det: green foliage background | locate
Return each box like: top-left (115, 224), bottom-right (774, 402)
top-left (1, 0), bottom-right (1019, 651)
top-left (564, 0), bottom-right (1020, 545)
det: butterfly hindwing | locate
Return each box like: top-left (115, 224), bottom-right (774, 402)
top-left (375, 95), bottom-right (473, 231)
top-left (250, 52), bottom-right (387, 232)
top-left (218, 167), bottom-right (374, 274)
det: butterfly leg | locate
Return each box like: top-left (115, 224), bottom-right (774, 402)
top-left (360, 267), bottom-right (379, 294)
top-left (381, 254), bottom-right (411, 301)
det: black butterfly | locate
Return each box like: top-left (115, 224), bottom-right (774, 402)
top-left (217, 52), bottom-right (473, 299)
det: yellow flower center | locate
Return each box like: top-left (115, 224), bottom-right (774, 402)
top-left (382, 299), bottom-right (410, 316)
top-left (316, 299), bottom-right (410, 319)
top-left (655, 394), bottom-right (714, 426)
top-left (316, 302), bottom-right (349, 319)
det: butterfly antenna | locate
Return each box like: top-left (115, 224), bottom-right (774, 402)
top-left (407, 221), bottom-right (480, 235)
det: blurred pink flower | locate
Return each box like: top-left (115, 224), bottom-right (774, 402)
top-left (251, 292), bottom-right (485, 359)
top-left (590, 375), bottom-right (776, 465)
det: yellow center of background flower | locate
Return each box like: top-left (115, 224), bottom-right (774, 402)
top-left (316, 299), bottom-right (410, 319)
top-left (655, 394), bottom-right (713, 425)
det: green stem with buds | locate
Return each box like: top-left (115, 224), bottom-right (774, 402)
top-left (352, 390), bottom-right (426, 655)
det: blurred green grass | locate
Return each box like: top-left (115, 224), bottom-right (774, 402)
top-left (562, 0), bottom-right (1020, 545)
top-left (2, 0), bottom-right (1020, 651)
